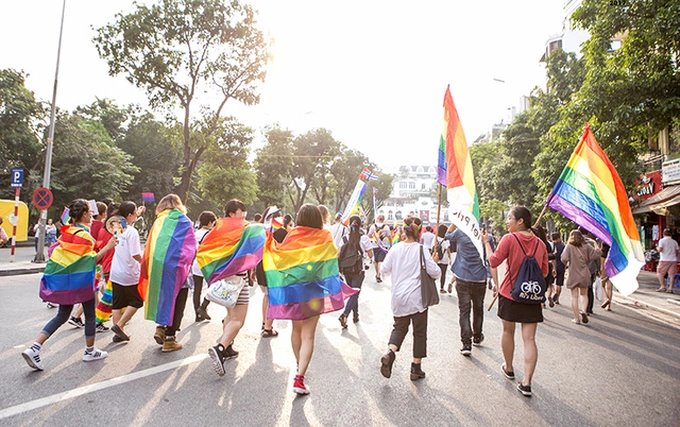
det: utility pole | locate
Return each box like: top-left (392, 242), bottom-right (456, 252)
top-left (34, 0), bottom-right (66, 263)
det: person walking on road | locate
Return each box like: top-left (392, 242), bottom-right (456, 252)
top-left (445, 223), bottom-right (487, 357)
top-left (379, 217), bottom-right (441, 381)
top-left (561, 229), bottom-right (601, 325)
top-left (550, 232), bottom-right (566, 305)
top-left (656, 228), bottom-right (679, 292)
top-left (109, 201), bottom-right (144, 343)
top-left (435, 224), bottom-right (451, 293)
top-left (192, 211), bottom-right (217, 322)
top-left (338, 215), bottom-right (373, 327)
top-left (22, 199), bottom-right (116, 371)
top-left (485, 206), bottom-right (548, 398)
top-left (369, 214), bottom-right (391, 283)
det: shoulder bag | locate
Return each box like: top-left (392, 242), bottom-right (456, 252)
top-left (420, 245), bottom-right (440, 307)
top-left (205, 276), bottom-right (246, 309)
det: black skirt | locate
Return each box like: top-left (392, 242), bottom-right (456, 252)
top-left (498, 295), bottom-right (543, 323)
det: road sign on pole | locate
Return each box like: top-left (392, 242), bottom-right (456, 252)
top-left (10, 187), bottom-right (21, 262)
top-left (32, 188), bottom-right (54, 210)
top-left (10, 168), bottom-right (24, 188)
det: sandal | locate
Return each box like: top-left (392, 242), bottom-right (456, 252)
top-left (261, 328), bottom-right (279, 338)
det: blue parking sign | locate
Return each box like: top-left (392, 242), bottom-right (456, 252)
top-left (11, 168), bottom-right (24, 188)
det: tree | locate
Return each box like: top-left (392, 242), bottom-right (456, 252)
top-left (49, 112), bottom-right (137, 211)
top-left (254, 127), bottom-right (294, 209)
top-left (119, 113), bottom-right (182, 202)
top-left (94, 0), bottom-right (269, 200)
top-left (0, 69), bottom-right (45, 200)
top-left (75, 98), bottom-right (134, 143)
top-left (195, 117), bottom-right (258, 213)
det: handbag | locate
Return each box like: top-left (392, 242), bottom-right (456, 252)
top-left (420, 245), bottom-right (440, 307)
top-left (205, 277), bottom-right (246, 308)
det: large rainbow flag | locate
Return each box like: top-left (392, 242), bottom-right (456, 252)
top-left (196, 218), bottom-right (265, 285)
top-left (138, 208), bottom-right (196, 325)
top-left (39, 225), bottom-right (97, 305)
top-left (547, 125), bottom-right (644, 296)
top-left (436, 85), bottom-right (483, 257)
top-left (264, 226), bottom-right (357, 320)
top-left (340, 176), bottom-right (368, 223)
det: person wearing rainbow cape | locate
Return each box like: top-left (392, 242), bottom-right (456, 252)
top-left (263, 204), bottom-right (357, 395)
top-left (22, 199), bottom-right (117, 371)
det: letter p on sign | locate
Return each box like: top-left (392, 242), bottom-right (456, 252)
top-left (11, 168), bottom-right (24, 188)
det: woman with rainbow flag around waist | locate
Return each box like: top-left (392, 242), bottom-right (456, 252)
top-left (264, 204), bottom-right (357, 395)
top-left (22, 199), bottom-right (117, 371)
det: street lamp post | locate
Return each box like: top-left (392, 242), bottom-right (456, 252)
top-left (34, 0), bottom-right (66, 263)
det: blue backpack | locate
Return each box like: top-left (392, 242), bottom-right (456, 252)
top-left (510, 234), bottom-right (546, 304)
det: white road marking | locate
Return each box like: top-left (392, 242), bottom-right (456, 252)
top-left (13, 345), bottom-right (26, 349)
top-left (0, 353), bottom-right (208, 420)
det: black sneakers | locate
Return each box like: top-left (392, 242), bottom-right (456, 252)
top-left (517, 383), bottom-right (532, 397)
top-left (410, 363), bottom-right (426, 381)
top-left (473, 333), bottom-right (485, 346)
top-left (460, 344), bottom-right (472, 356)
top-left (68, 317), bottom-right (84, 328)
top-left (224, 344), bottom-right (239, 359)
top-left (501, 364), bottom-right (515, 380)
top-left (208, 344), bottom-right (226, 376)
top-left (380, 350), bottom-right (396, 378)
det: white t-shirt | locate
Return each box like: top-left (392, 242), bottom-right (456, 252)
top-left (420, 231), bottom-right (435, 248)
top-left (330, 222), bottom-right (348, 248)
top-left (381, 242), bottom-right (441, 317)
top-left (110, 226), bottom-right (142, 286)
top-left (435, 236), bottom-right (450, 265)
top-left (192, 228), bottom-right (211, 277)
top-left (658, 236), bottom-right (679, 262)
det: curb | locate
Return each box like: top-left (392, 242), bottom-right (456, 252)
top-left (0, 267), bottom-right (45, 277)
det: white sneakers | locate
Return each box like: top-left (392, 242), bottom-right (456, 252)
top-left (22, 347), bottom-right (44, 371)
top-left (82, 348), bottom-right (108, 362)
top-left (22, 346), bottom-right (108, 370)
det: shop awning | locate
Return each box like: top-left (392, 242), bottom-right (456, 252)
top-left (633, 185), bottom-right (680, 215)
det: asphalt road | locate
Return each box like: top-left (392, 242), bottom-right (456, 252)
top-left (0, 272), bottom-right (678, 426)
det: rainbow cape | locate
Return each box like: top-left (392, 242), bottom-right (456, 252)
top-left (138, 208), bottom-right (196, 325)
top-left (547, 125), bottom-right (644, 296)
top-left (437, 85), bottom-right (483, 258)
top-left (96, 279), bottom-right (113, 323)
top-left (39, 225), bottom-right (97, 305)
top-left (264, 226), bottom-right (357, 320)
top-left (196, 218), bottom-right (265, 285)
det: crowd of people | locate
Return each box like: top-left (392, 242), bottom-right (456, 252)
top-left (21, 195), bottom-right (622, 398)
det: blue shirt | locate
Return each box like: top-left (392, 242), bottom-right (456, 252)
top-left (445, 229), bottom-right (487, 283)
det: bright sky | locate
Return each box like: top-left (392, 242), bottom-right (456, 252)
top-left (0, 0), bottom-right (565, 173)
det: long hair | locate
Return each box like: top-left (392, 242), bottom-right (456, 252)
top-left (348, 215), bottom-right (362, 251)
top-left (568, 229), bottom-right (584, 247)
top-left (156, 194), bottom-right (186, 214)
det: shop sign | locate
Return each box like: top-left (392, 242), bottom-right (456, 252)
top-left (635, 170), bottom-right (662, 200)
top-left (662, 159), bottom-right (680, 185)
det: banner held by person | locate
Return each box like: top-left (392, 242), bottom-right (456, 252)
top-left (341, 168), bottom-right (376, 223)
top-left (545, 124), bottom-right (644, 296)
top-left (436, 85), bottom-right (483, 258)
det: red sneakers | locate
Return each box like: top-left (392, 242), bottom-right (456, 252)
top-left (293, 374), bottom-right (310, 395)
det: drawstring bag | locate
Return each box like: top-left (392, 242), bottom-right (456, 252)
top-left (510, 234), bottom-right (546, 304)
top-left (206, 277), bottom-right (246, 309)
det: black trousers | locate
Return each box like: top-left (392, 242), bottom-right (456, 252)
top-left (456, 279), bottom-right (486, 345)
top-left (439, 264), bottom-right (448, 290)
top-left (166, 287), bottom-right (188, 336)
top-left (587, 273), bottom-right (595, 313)
top-left (389, 309), bottom-right (428, 358)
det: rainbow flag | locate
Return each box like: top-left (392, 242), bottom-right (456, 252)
top-left (391, 228), bottom-right (401, 245)
top-left (39, 225), bottom-right (97, 305)
top-left (341, 178), bottom-right (368, 223)
top-left (547, 125), bottom-right (644, 296)
top-left (60, 207), bottom-right (70, 225)
top-left (436, 85), bottom-right (482, 257)
top-left (96, 279), bottom-right (113, 323)
top-left (264, 226), bottom-right (357, 320)
top-left (138, 208), bottom-right (196, 325)
top-left (196, 218), bottom-right (266, 285)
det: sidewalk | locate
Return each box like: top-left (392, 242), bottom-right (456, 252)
top-left (612, 270), bottom-right (680, 326)
top-left (0, 246), bottom-right (46, 277)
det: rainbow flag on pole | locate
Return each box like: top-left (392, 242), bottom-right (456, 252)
top-left (196, 218), bottom-right (265, 285)
top-left (39, 226), bottom-right (97, 305)
top-left (138, 208), bottom-right (196, 325)
top-left (436, 85), bottom-right (483, 257)
top-left (547, 125), bottom-right (644, 295)
top-left (264, 226), bottom-right (356, 320)
top-left (341, 170), bottom-right (370, 223)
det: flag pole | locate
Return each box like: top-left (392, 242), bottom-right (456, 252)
top-left (433, 184), bottom-right (443, 251)
top-left (533, 198), bottom-right (551, 228)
